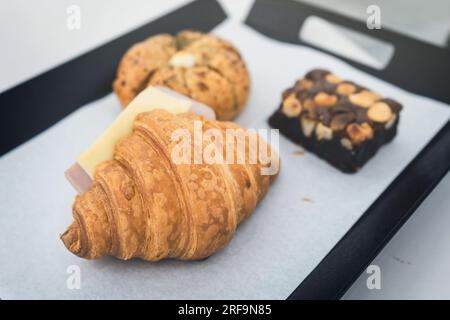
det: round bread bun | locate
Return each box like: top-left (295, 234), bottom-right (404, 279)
top-left (113, 30), bottom-right (250, 120)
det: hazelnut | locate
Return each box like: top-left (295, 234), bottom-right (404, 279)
top-left (385, 114), bottom-right (397, 129)
top-left (349, 90), bottom-right (381, 108)
top-left (346, 122), bottom-right (374, 144)
top-left (337, 83), bottom-right (357, 96)
top-left (296, 79), bottom-right (314, 90)
top-left (300, 117), bottom-right (316, 137)
top-left (360, 122), bottom-right (374, 139)
top-left (325, 74), bottom-right (342, 84)
top-left (367, 102), bottom-right (393, 123)
top-left (314, 92), bottom-right (338, 107)
top-left (315, 122), bottom-right (333, 141)
top-left (281, 94), bottom-right (302, 118)
top-left (169, 52), bottom-right (196, 68)
top-left (340, 138), bottom-right (353, 150)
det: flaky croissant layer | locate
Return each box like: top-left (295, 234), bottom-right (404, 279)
top-left (61, 110), bottom-right (278, 261)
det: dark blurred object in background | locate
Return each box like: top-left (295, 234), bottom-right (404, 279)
top-left (300, 0), bottom-right (450, 48)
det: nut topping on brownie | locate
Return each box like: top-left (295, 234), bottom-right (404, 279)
top-left (269, 69), bottom-right (403, 173)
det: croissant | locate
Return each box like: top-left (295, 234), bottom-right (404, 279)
top-left (61, 110), bottom-right (278, 261)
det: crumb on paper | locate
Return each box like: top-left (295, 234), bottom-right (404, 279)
top-left (392, 255), bottom-right (412, 265)
top-left (293, 150), bottom-right (305, 156)
top-left (302, 197), bottom-right (314, 203)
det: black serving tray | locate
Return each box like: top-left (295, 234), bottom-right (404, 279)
top-left (1, 0), bottom-right (449, 300)
top-left (0, 0), bottom-right (227, 156)
top-left (245, 0), bottom-right (450, 299)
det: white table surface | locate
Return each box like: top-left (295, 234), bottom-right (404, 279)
top-left (1, 0), bottom-right (449, 300)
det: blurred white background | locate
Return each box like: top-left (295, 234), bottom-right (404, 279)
top-left (0, 0), bottom-right (449, 299)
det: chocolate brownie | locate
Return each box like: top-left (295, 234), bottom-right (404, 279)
top-left (268, 69), bottom-right (402, 173)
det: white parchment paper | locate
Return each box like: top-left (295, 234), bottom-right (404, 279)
top-left (1, 20), bottom-right (449, 299)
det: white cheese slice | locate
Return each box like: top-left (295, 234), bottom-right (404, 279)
top-left (77, 86), bottom-right (192, 178)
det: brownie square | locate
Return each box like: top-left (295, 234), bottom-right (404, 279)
top-left (269, 69), bottom-right (402, 173)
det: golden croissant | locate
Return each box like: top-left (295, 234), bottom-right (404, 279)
top-left (61, 110), bottom-right (278, 261)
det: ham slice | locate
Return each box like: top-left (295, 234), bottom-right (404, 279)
top-left (65, 163), bottom-right (93, 194)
